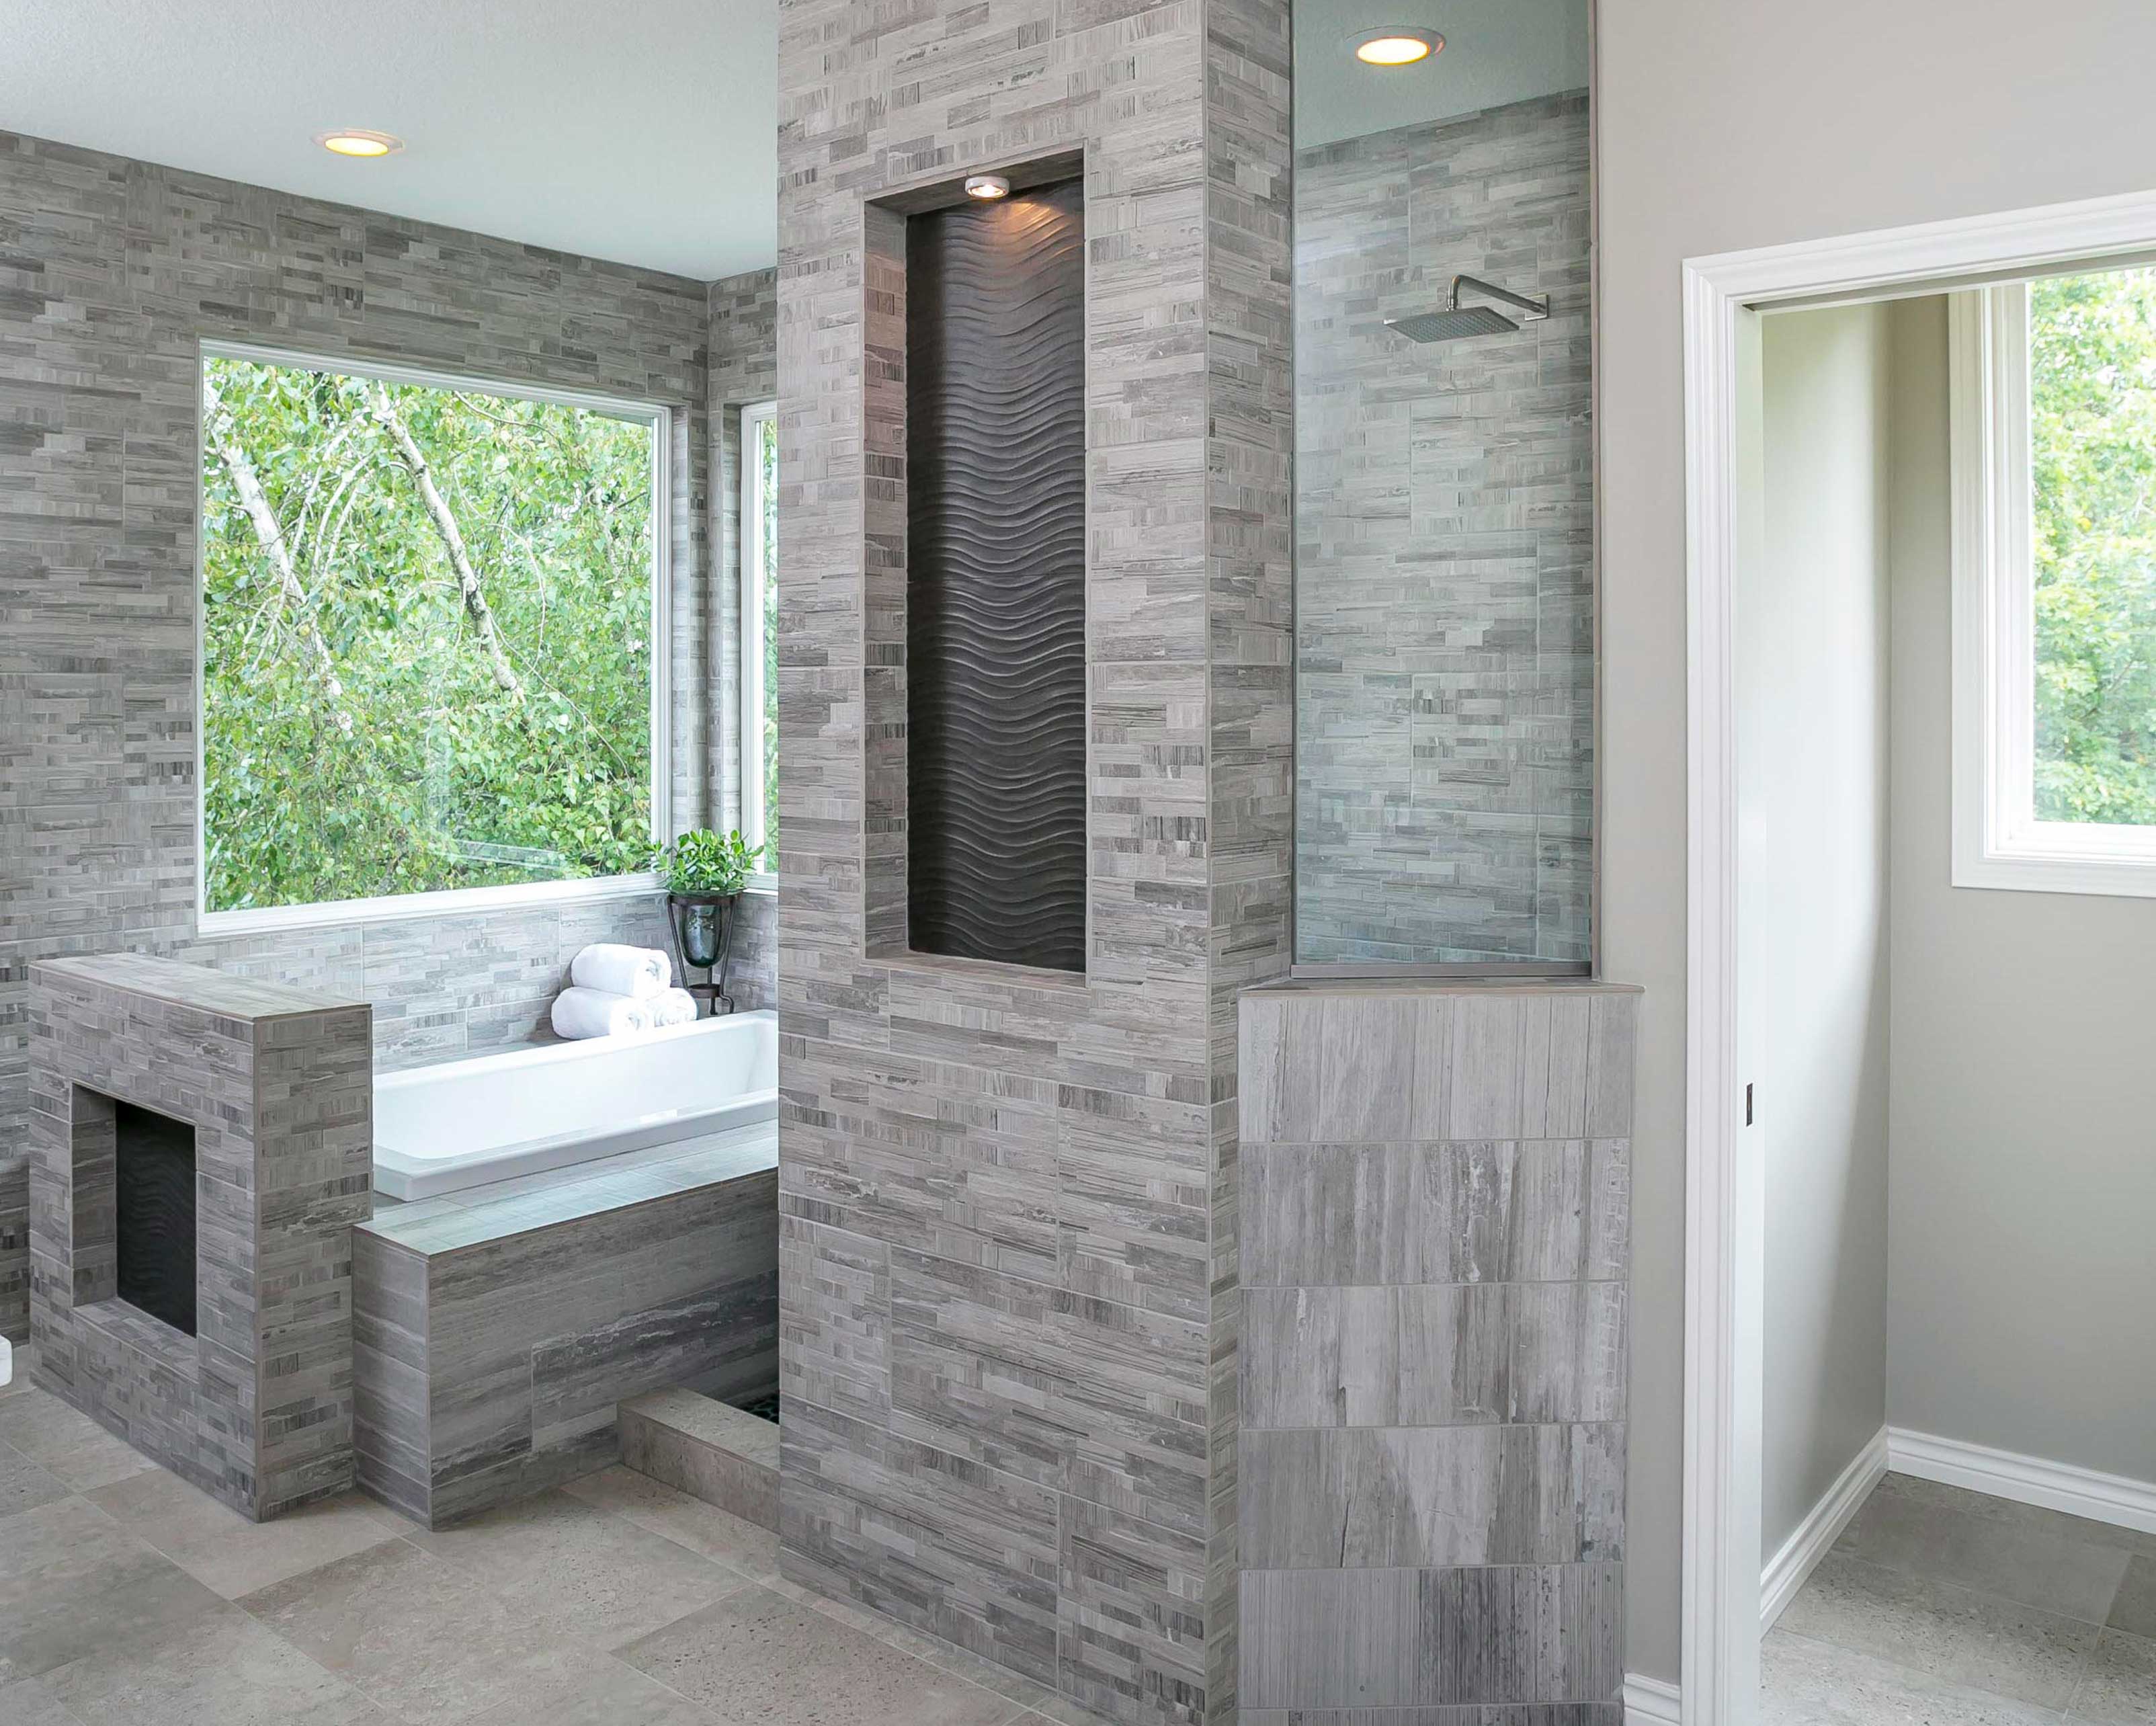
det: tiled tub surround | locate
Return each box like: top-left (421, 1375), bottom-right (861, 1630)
top-left (353, 1124), bottom-right (779, 1528)
top-left (1294, 91), bottom-right (1595, 967)
top-left (0, 120), bottom-right (782, 1342)
top-left (775, 2), bottom-right (1293, 1722)
top-left (1237, 982), bottom-right (1636, 1719)
top-left (28, 955), bottom-right (372, 1522)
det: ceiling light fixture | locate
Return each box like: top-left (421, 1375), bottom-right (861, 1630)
top-left (316, 129), bottom-right (403, 159)
top-left (1351, 27), bottom-right (1442, 66)
top-left (963, 173), bottom-right (1011, 200)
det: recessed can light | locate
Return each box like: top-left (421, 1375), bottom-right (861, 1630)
top-left (1351, 28), bottom-right (1442, 66)
top-left (316, 130), bottom-right (403, 159)
top-left (964, 173), bottom-right (1011, 200)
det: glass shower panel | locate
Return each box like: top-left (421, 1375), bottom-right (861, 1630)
top-left (1292, 0), bottom-right (1595, 969)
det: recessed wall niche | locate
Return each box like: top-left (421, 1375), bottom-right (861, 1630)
top-left (903, 175), bottom-right (1087, 973)
top-left (112, 1098), bottom-right (198, 1335)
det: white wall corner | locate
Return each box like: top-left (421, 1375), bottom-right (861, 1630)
top-left (1887, 1428), bottom-right (2156, 1535)
top-left (1761, 1426), bottom-right (1888, 1631)
top-left (1624, 1672), bottom-right (1684, 1726)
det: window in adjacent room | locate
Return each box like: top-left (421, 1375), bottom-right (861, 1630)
top-left (739, 399), bottom-right (779, 874)
top-left (1952, 266), bottom-right (2156, 896)
top-left (197, 347), bottom-right (669, 929)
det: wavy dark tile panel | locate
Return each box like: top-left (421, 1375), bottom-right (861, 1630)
top-left (906, 179), bottom-right (1087, 972)
top-left (114, 1100), bottom-right (198, 1335)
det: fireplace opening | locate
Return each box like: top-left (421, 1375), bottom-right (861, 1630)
top-left (114, 1100), bottom-right (197, 1335)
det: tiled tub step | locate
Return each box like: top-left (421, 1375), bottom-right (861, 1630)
top-left (619, 1386), bottom-right (778, 1530)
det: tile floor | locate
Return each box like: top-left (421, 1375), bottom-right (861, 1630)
top-left (1767, 1471), bottom-right (2156, 1726)
top-left (0, 1357), bottom-right (1092, 1726)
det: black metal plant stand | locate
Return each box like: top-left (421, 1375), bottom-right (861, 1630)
top-left (665, 891), bottom-right (741, 1018)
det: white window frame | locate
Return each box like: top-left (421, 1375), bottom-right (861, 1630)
top-left (738, 399), bottom-right (778, 886)
top-left (195, 340), bottom-right (673, 934)
top-left (1950, 285), bottom-right (2156, 898)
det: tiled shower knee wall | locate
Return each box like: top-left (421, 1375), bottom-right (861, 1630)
top-left (774, 3), bottom-right (1290, 1724)
top-left (1237, 985), bottom-right (1636, 1721)
top-left (0, 130), bottom-right (779, 1340)
top-left (1294, 91), bottom-right (1593, 967)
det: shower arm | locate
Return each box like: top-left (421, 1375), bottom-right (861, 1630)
top-left (1451, 274), bottom-right (1550, 323)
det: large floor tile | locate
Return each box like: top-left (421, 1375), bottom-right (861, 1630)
top-left (561, 1464), bottom-right (782, 1581)
top-left (2114, 1558), bottom-right (2156, 1640)
top-left (466, 1660), bottom-right (723, 1724)
top-left (399, 1486), bottom-right (748, 1648)
top-left (41, 1598), bottom-right (386, 1726)
top-left (0, 1389), bottom-right (157, 1492)
top-left (88, 1468), bottom-right (401, 1598)
top-left (620, 1584), bottom-right (1024, 1726)
top-left (238, 1536), bottom-right (601, 1724)
top-left (1780, 1551), bottom-right (2102, 1709)
top-left (1835, 1477), bottom-right (2132, 1622)
top-left (2072, 1629), bottom-right (2156, 1726)
top-left (1876, 1473), bottom-right (2156, 1561)
top-left (0, 1495), bottom-right (227, 1682)
top-left (0, 1675), bottom-right (79, 1726)
top-left (0, 1442), bottom-right (69, 1521)
top-left (1764, 1627), bottom-right (2068, 1726)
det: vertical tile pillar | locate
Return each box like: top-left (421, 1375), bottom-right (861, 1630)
top-left (775, 3), bottom-right (1290, 1723)
top-left (1237, 983), bottom-right (1638, 1720)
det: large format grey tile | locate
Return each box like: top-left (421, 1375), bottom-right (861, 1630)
top-left (620, 1584), bottom-right (1024, 1726)
top-left (2114, 1557), bottom-right (2156, 1639)
top-left (1780, 1551), bottom-right (2102, 1709)
top-left (237, 1537), bottom-right (600, 1724)
top-left (0, 1675), bottom-right (79, 1726)
top-left (1763, 1627), bottom-right (2066, 1726)
top-left (1875, 1474), bottom-right (2156, 1561)
top-left (1834, 1475), bottom-right (2132, 1622)
top-left (2073, 1629), bottom-right (2156, 1726)
top-left (399, 1486), bottom-right (747, 1649)
top-left (560, 1463), bottom-right (781, 1581)
top-left (464, 1659), bottom-right (724, 1725)
top-left (0, 1495), bottom-right (227, 1682)
top-left (87, 1467), bottom-right (400, 1598)
top-left (0, 1440), bottom-right (68, 1520)
top-left (0, 1389), bottom-right (157, 1492)
top-left (41, 1598), bottom-right (385, 1726)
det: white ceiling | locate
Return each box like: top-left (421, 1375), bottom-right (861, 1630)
top-left (0, 0), bottom-right (777, 280)
top-left (1295, 0), bottom-right (1589, 150)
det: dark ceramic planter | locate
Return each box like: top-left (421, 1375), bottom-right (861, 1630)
top-left (665, 890), bottom-right (741, 1016)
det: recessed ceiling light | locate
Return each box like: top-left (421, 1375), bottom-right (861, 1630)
top-left (316, 130), bottom-right (403, 159)
top-left (1351, 27), bottom-right (1442, 66)
top-left (964, 174), bottom-right (1011, 201)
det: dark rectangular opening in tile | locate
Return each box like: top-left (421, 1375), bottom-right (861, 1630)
top-left (113, 1098), bottom-right (197, 1336)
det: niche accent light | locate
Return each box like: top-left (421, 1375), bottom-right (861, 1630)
top-left (317, 130), bottom-right (403, 159)
top-left (964, 173), bottom-right (1011, 201)
top-left (1352, 27), bottom-right (1442, 66)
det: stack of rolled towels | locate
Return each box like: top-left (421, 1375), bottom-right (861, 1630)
top-left (550, 944), bottom-right (699, 1039)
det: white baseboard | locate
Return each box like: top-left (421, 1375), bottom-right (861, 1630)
top-left (1761, 1426), bottom-right (1888, 1631)
top-left (1624, 1673), bottom-right (1682, 1726)
top-left (1887, 1426), bottom-right (2156, 1535)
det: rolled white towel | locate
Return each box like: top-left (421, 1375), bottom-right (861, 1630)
top-left (569, 943), bottom-right (670, 999)
top-left (651, 987), bottom-right (700, 1028)
top-left (550, 986), bottom-right (655, 1040)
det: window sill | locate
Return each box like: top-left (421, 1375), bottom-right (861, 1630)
top-left (197, 870), bottom-right (664, 936)
top-left (1953, 843), bottom-right (2156, 901)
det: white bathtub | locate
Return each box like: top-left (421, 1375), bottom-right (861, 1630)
top-left (373, 1010), bottom-right (778, 1201)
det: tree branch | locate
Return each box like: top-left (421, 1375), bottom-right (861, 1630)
top-left (368, 379), bottom-right (526, 701)
top-left (202, 373), bottom-right (354, 736)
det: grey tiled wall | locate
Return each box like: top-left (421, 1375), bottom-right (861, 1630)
top-left (774, 3), bottom-right (1292, 1722)
top-left (1294, 91), bottom-right (1594, 966)
top-left (1237, 983), bottom-right (1635, 1722)
top-left (0, 129), bottom-right (780, 1340)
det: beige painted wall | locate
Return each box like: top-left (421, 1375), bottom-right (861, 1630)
top-left (1884, 294), bottom-right (2156, 1486)
top-left (1751, 305), bottom-right (1894, 1561)
top-left (1595, 0), bottom-right (2156, 1680)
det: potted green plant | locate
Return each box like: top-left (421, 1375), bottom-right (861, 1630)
top-left (651, 828), bottom-right (763, 1010)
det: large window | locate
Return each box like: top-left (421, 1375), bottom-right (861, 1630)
top-left (198, 347), bottom-right (667, 928)
top-left (739, 399), bottom-right (778, 869)
top-left (1953, 267), bottom-right (2156, 897)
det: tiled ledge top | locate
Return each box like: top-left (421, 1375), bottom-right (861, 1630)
top-left (1247, 976), bottom-right (1643, 999)
top-left (360, 1122), bottom-right (778, 1258)
top-left (32, 953), bottom-right (366, 1022)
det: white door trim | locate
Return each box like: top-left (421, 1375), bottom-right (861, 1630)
top-left (1682, 182), bottom-right (2156, 1726)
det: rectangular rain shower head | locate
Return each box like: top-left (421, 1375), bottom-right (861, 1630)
top-left (1386, 274), bottom-right (1550, 345)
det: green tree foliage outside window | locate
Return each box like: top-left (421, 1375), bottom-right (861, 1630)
top-left (2030, 268), bottom-right (2156, 827)
top-left (200, 356), bottom-right (659, 914)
